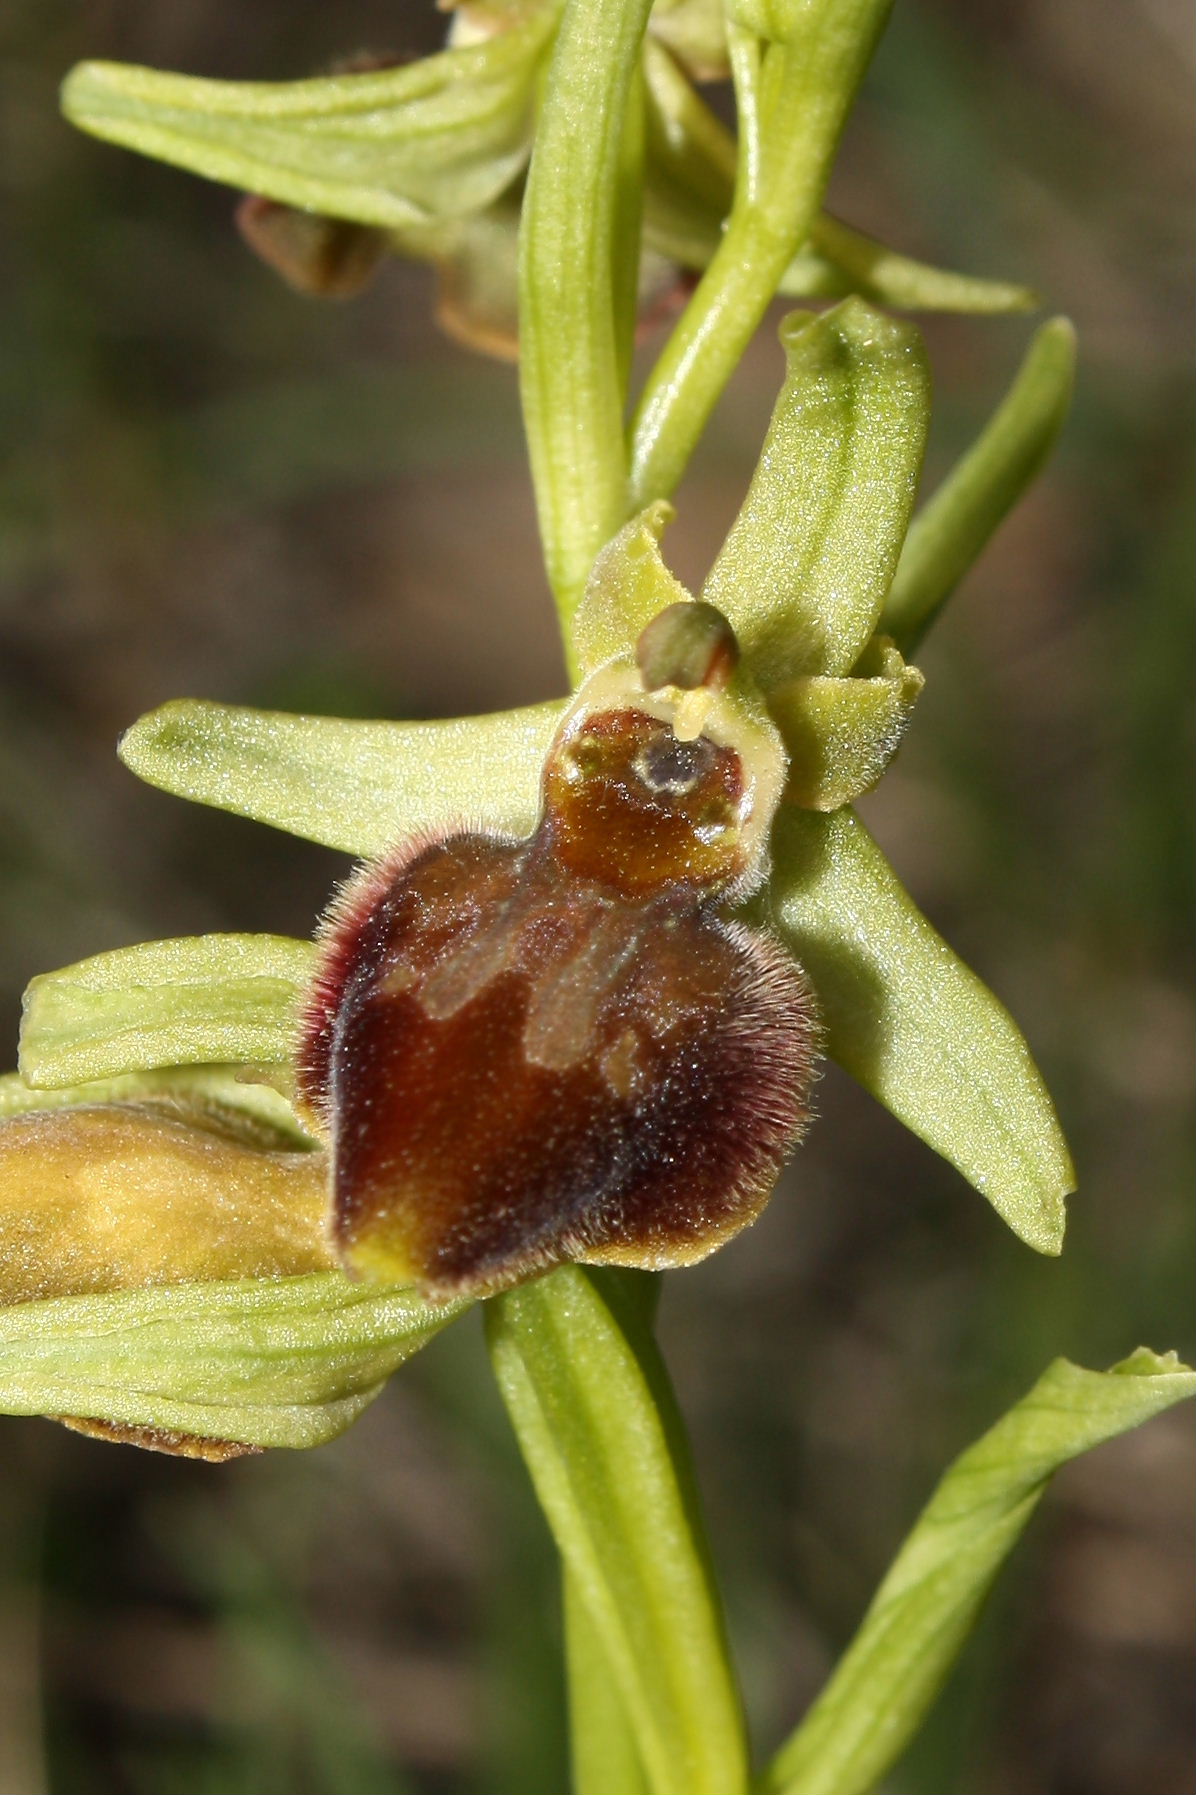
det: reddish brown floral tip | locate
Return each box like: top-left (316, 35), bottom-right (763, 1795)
top-left (298, 706), bottom-right (818, 1300)
top-left (636, 601), bottom-right (740, 696)
top-left (235, 194), bottom-right (389, 299)
top-left (55, 1416), bottom-right (261, 1461)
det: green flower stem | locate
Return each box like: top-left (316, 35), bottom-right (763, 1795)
top-left (487, 1266), bottom-right (749, 1795)
top-left (628, 0), bottom-right (892, 508)
top-left (520, 0), bottom-right (655, 631)
top-left (760, 1350), bottom-right (1195, 1795)
top-left (565, 1572), bottom-right (650, 1795)
top-left (881, 317), bottom-right (1076, 653)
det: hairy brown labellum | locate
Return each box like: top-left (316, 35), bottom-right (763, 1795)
top-left (298, 699), bottom-right (818, 1299)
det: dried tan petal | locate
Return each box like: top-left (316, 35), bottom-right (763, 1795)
top-left (54, 1415), bottom-right (261, 1460)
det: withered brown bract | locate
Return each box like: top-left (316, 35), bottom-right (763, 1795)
top-left (298, 705), bottom-right (818, 1299)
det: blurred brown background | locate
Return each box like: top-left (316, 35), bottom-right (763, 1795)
top-left (0, 2), bottom-right (1192, 1791)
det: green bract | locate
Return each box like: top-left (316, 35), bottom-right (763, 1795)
top-left (0, 1272), bottom-right (466, 1452)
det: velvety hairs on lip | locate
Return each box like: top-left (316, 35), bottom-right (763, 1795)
top-left (298, 703), bottom-right (818, 1300)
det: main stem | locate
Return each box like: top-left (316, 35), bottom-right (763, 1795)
top-left (629, 0), bottom-right (893, 508)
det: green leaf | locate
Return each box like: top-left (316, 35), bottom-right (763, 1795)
top-left (762, 1349), bottom-right (1196, 1795)
top-left (767, 805), bottom-right (1073, 1252)
top-left (520, 0), bottom-right (655, 625)
top-left (703, 301), bottom-right (930, 686)
top-left (0, 1272), bottom-right (467, 1450)
top-left (61, 22), bottom-right (553, 230)
top-left (20, 934), bottom-right (313, 1089)
top-left (769, 638), bottom-right (924, 810)
top-left (882, 318), bottom-right (1076, 653)
top-left (0, 1066), bottom-right (316, 1150)
top-left (487, 1266), bottom-right (749, 1795)
top-left (119, 697), bottom-right (567, 858)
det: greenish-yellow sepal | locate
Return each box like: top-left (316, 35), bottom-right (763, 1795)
top-left (770, 637), bottom-right (924, 809)
top-left (119, 697), bottom-right (566, 857)
top-left (767, 805), bottom-right (1073, 1252)
top-left (703, 299), bottom-right (930, 687)
top-left (0, 1066), bottom-right (315, 1151)
top-left (0, 1270), bottom-right (466, 1451)
top-left (20, 934), bottom-right (313, 1089)
top-left (62, 22), bottom-right (551, 229)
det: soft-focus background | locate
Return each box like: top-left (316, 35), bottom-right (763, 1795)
top-left (0, 2), bottom-right (1192, 1791)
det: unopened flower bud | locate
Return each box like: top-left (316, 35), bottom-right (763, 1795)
top-left (235, 194), bottom-right (389, 299)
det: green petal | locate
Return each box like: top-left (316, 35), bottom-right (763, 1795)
top-left (0, 1066), bottom-right (316, 1150)
top-left (769, 638), bottom-right (924, 810)
top-left (488, 1267), bottom-right (749, 1795)
top-left (767, 805), bottom-right (1073, 1252)
top-left (801, 214), bottom-right (1037, 314)
top-left (118, 697), bottom-right (567, 857)
top-left (763, 1349), bottom-right (1196, 1795)
top-left (0, 1272), bottom-right (467, 1451)
top-left (882, 318), bottom-right (1077, 653)
top-left (639, 55), bottom-right (1035, 316)
top-left (571, 501), bottom-right (690, 674)
top-left (20, 934), bottom-right (314, 1089)
top-left (61, 21), bottom-right (552, 230)
top-left (702, 300), bottom-right (930, 686)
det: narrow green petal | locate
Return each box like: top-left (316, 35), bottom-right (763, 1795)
top-left (571, 501), bottom-right (690, 674)
top-left (803, 214), bottom-right (1037, 314)
top-left (61, 24), bottom-right (552, 229)
top-left (0, 1066), bottom-right (315, 1150)
top-left (488, 1266), bottom-right (749, 1795)
top-left (703, 300), bottom-right (930, 687)
top-left (882, 318), bottom-right (1077, 653)
top-left (118, 697), bottom-right (566, 857)
top-left (763, 1349), bottom-right (1195, 1795)
top-left (769, 639), bottom-right (924, 810)
top-left (767, 805), bottom-right (1073, 1252)
top-left (20, 934), bottom-right (313, 1089)
top-left (638, 52), bottom-right (1032, 319)
top-left (0, 1272), bottom-right (467, 1451)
